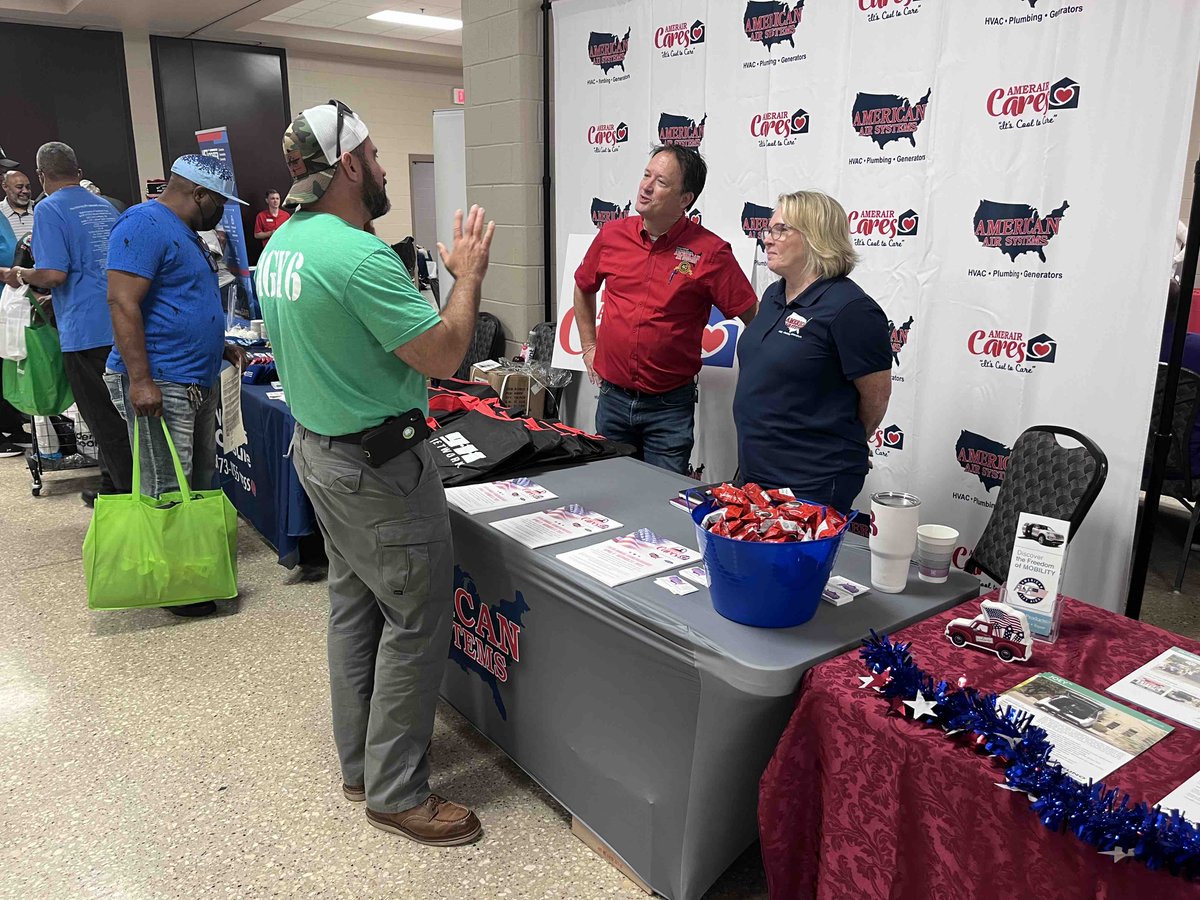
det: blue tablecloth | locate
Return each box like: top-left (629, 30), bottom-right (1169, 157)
top-left (217, 381), bottom-right (316, 567)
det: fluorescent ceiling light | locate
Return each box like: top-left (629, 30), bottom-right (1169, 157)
top-left (367, 10), bottom-right (463, 30)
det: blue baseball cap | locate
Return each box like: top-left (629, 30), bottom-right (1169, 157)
top-left (170, 154), bottom-right (247, 205)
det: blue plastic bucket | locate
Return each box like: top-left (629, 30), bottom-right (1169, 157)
top-left (691, 498), bottom-right (857, 628)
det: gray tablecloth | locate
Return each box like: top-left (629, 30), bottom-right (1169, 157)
top-left (440, 457), bottom-right (977, 900)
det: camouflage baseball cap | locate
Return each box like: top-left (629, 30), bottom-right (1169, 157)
top-left (283, 101), bottom-right (370, 206)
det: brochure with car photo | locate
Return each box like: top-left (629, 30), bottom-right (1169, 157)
top-left (1001, 673), bottom-right (1172, 782)
top-left (1107, 646), bottom-right (1200, 730)
top-left (1004, 513), bottom-right (1071, 642)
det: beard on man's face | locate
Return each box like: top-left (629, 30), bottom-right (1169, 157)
top-left (361, 163), bottom-right (390, 219)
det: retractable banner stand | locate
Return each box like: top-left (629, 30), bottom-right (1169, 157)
top-left (552, 0), bottom-right (1200, 612)
top-left (196, 126), bottom-right (256, 316)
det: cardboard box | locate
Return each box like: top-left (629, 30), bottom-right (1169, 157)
top-left (470, 361), bottom-right (546, 418)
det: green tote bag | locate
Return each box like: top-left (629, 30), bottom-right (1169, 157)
top-left (84, 418), bottom-right (239, 610)
top-left (1, 295), bottom-right (73, 415)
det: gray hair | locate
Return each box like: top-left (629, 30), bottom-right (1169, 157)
top-left (36, 142), bottom-right (79, 179)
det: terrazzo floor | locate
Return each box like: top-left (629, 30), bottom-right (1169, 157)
top-left (1, 455), bottom-right (1196, 900)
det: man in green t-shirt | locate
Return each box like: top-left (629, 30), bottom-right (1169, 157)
top-left (259, 101), bottom-right (493, 846)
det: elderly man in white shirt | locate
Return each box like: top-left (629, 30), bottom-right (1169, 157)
top-left (0, 170), bottom-right (33, 243)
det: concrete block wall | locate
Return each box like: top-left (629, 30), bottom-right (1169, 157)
top-left (463, 0), bottom-right (545, 355)
top-left (287, 53), bottom-right (463, 246)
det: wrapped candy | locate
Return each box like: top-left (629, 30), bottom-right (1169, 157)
top-left (703, 483), bottom-right (851, 544)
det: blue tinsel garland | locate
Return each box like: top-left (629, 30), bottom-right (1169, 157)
top-left (859, 630), bottom-right (1200, 879)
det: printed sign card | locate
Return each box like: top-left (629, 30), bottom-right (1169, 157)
top-left (1004, 513), bottom-right (1070, 642)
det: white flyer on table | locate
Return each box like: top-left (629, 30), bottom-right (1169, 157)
top-left (489, 504), bottom-right (622, 549)
top-left (556, 528), bottom-right (702, 587)
top-left (219, 365), bottom-right (246, 449)
top-left (1001, 673), bottom-right (1172, 782)
top-left (1108, 646), bottom-right (1200, 730)
top-left (1158, 769), bottom-right (1200, 821)
top-left (444, 477), bottom-right (557, 514)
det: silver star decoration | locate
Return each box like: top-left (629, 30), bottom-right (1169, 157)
top-left (858, 675), bottom-right (877, 689)
top-left (1100, 846), bottom-right (1135, 863)
top-left (903, 693), bottom-right (939, 720)
top-left (994, 782), bottom-right (1024, 792)
top-left (996, 734), bottom-right (1022, 749)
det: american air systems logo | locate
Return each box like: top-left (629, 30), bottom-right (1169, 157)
top-left (741, 202), bottom-right (774, 249)
top-left (973, 199), bottom-right (1069, 262)
top-left (658, 112), bottom-right (706, 149)
top-left (956, 430), bottom-right (1012, 492)
top-left (588, 27), bottom-right (631, 74)
top-left (449, 566), bottom-right (529, 720)
top-left (590, 197), bottom-right (631, 229)
top-left (743, 1), bottom-right (804, 49)
top-left (852, 88), bottom-right (932, 149)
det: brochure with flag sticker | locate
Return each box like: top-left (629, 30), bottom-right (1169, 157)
top-left (556, 528), bottom-right (702, 587)
top-left (489, 504), bottom-right (622, 549)
top-left (445, 477), bottom-right (557, 515)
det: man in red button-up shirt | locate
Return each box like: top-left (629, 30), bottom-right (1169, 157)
top-left (573, 145), bottom-right (757, 474)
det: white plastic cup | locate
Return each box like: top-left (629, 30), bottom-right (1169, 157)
top-left (916, 524), bottom-right (959, 584)
top-left (250, 319), bottom-right (265, 338)
top-left (869, 491), bottom-right (921, 593)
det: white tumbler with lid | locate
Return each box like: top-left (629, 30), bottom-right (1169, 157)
top-left (869, 491), bottom-right (922, 593)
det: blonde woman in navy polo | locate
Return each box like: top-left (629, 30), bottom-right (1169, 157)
top-left (732, 191), bottom-right (893, 513)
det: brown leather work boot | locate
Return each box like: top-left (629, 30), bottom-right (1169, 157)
top-left (343, 783), bottom-right (365, 803)
top-left (365, 794), bottom-right (482, 846)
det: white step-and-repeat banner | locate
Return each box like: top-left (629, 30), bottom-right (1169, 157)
top-left (550, 0), bottom-right (1200, 612)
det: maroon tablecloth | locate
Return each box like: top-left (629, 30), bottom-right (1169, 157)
top-left (759, 596), bottom-right (1200, 900)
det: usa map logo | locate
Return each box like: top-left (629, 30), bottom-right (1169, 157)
top-left (590, 197), bottom-right (631, 229)
top-left (450, 567), bottom-right (528, 720)
top-left (851, 88), bottom-right (931, 150)
top-left (972, 199), bottom-right (1069, 263)
top-left (658, 111), bottom-right (706, 149)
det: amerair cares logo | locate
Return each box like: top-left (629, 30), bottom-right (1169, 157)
top-left (986, 76), bottom-right (1079, 131)
top-left (449, 566), bottom-right (528, 720)
top-left (984, 2), bottom-right (1085, 28)
top-left (750, 108), bottom-right (809, 148)
top-left (968, 198), bottom-right (1068, 277)
top-left (871, 423), bottom-right (906, 457)
top-left (586, 27), bottom-right (631, 82)
top-left (587, 121), bottom-right (628, 154)
top-left (590, 197), bottom-right (631, 229)
top-left (850, 88), bottom-right (931, 161)
top-left (859, 0), bottom-right (926, 23)
top-left (742, 1), bottom-right (807, 68)
top-left (888, 315), bottom-right (914, 382)
top-left (847, 207), bottom-right (919, 249)
top-left (658, 111), bottom-right (706, 149)
top-left (654, 18), bottom-right (704, 58)
top-left (967, 328), bottom-right (1058, 375)
top-left (686, 208), bottom-right (703, 226)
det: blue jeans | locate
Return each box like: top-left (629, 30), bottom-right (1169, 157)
top-left (105, 372), bottom-right (218, 498)
top-left (595, 379), bottom-right (697, 475)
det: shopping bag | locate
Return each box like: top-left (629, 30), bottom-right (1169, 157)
top-left (84, 418), bottom-right (239, 610)
top-left (1, 295), bottom-right (73, 415)
top-left (0, 284), bottom-right (30, 360)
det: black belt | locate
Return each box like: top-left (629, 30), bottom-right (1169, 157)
top-left (603, 379), bottom-right (693, 399)
top-left (299, 425), bottom-right (369, 445)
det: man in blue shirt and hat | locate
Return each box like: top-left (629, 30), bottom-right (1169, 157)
top-left (105, 154), bottom-right (248, 617)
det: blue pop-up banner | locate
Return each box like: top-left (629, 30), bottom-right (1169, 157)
top-left (196, 126), bottom-right (257, 317)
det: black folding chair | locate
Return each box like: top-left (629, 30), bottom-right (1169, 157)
top-left (1143, 363), bottom-right (1200, 591)
top-left (451, 312), bottom-right (506, 381)
top-left (968, 426), bottom-right (1108, 584)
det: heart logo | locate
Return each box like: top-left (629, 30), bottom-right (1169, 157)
top-left (616, 125), bottom-right (628, 141)
top-left (1031, 341), bottom-right (1052, 358)
top-left (701, 325), bottom-right (728, 355)
top-left (691, 23), bottom-right (704, 41)
top-left (900, 215), bottom-right (917, 233)
top-left (885, 429), bottom-right (901, 446)
top-left (1053, 86), bottom-right (1075, 105)
top-left (791, 114), bottom-right (807, 132)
